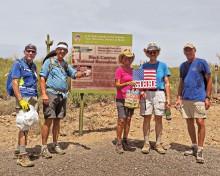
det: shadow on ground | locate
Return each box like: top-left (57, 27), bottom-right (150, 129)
top-left (26, 141), bottom-right (91, 161)
top-left (74, 127), bottom-right (116, 135)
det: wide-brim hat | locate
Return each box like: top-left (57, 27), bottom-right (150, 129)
top-left (143, 43), bottom-right (160, 53)
top-left (118, 49), bottom-right (135, 64)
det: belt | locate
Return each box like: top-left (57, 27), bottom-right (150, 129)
top-left (147, 89), bottom-right (164, 91)
top-left (20, 86), bottom-right (36, 91)
top-left (48, 88), bottom-right (68, 93)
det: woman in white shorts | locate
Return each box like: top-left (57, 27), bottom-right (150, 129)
top-left (139, 43), bottom-right (171, 154)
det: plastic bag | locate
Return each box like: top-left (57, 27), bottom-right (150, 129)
top-left (16, 105), bottom-right (39, 131)
top-left (124, 89), bottom-right (140, 109)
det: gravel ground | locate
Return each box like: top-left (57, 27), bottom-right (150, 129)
top-left (0, 99), bottom-right (220, 176)
top-left (0, 136), bottom-right (220, 176)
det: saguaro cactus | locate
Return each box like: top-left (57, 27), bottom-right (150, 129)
top-left (45, 34), bottom-right (53, 54)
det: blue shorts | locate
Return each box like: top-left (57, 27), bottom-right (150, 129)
top-left (116, 99), bottom-right (134, 118)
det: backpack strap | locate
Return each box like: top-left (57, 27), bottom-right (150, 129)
top-left (181, 61), bottom-right (190, 81)
top-left (49, 57), bottom-right (69, 74)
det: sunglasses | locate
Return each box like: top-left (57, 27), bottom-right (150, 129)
top-left (147, 51), bottom-right (158, 55)
top-left (26, 50), bottom-right (36, 53)
top-left (123, 56), bottom-right (133, 60)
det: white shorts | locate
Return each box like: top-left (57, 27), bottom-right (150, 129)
top-left (140, 90), bottom-right (166, 116)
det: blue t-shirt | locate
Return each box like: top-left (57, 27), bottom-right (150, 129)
top-left (40, 57), bottom-right (77, 98)
top-left (140, 61), bottom-right (170, 89)
top-left (11, 58), bottom-right (38, 97)
top-left (180, 58), bottom-right (210, 101)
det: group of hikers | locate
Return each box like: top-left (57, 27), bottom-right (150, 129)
top-left (10, 41), bottom-right (212, 167)
top-left (11, 42), bottom-right (85, 167)
top-left (115, 43), bottom-right (212, 165)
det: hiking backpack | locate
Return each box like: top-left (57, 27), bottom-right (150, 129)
top-left (6, 60), bottom-right (23, 96)
top-left (43, 50), bottom-right (69, 74)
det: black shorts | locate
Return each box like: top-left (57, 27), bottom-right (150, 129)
top-left (43, 92), bottom-right (67, 119)
top-left (116, 99), bottom-right (134, 118)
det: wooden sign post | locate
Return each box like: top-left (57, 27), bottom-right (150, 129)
top-left (215, 64), bottom-right (218, 94)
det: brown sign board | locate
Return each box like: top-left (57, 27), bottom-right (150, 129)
top-left (71, 32), bottom-right (132, 93)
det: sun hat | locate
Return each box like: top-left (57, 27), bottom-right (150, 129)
top-left (118, 49), bottom-right (134, 64)
top-left (25, 44), bottom-right (37, 51)
top-left (183, 43), bottom-right (196, 49)
top-left (143, 43), bottom-right (160, 53)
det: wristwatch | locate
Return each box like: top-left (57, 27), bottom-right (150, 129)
top-left (205, 96), bottom-right (211, 100)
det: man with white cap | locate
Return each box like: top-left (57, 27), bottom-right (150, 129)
top-left (175, 43), bottom-right (212, 164)
top-left (40, 42), bottom-right (85, 159)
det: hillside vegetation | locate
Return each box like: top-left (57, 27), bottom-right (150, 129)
top-left (0, 57), bottom-right (218, 102)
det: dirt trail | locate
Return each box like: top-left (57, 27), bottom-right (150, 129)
top-left (0, 99), bottom-right (220, 175)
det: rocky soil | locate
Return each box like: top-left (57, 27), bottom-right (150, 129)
top-left (0, 98), bottom-right (220, 176)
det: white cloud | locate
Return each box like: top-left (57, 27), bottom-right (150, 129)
top-left (0, 0), bottom-right (220, 67)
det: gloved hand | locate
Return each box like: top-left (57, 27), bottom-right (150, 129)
top-left (19, 99), bottom-right (30, 111)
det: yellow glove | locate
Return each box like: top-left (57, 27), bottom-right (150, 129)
top-left (19, 99), bottom-right (30, 111)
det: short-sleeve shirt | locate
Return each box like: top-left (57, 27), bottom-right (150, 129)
top-left (180, 58), bottom-right (211, 101)
top-left (115, 66), bottom-right (133, 99)
top-left (11, 58), bottom-right (38, 97)
top-left (140, 61), bottom-right (170, 89)
top-left (40, 57), bottom-right (77, 98)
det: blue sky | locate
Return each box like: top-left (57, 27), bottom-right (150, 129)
top-left (0, 0), bottom-right (220, 67)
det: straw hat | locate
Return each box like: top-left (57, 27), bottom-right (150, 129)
top-left (143, 43), bottom-right (161, 57)
top-left (118, 49), bottom-right (135, 64)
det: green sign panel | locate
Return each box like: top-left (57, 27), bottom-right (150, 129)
top-left (72, 32), bottom-right (132, 46)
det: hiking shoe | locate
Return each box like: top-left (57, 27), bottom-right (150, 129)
top-left (16, 153), bottom-right (34, 167)
top-left (155, 143), bottom-right (166, 154)
top-left (141, 143), bottom-right (151, 154)
top-left (53, 144), bottom-right (66, 155)
top-left (196, 150), bottom-right (205, 164)
top-left (122, 139), bottom-right (133, 151)
top-left (115, 142), bottom-right (124, 154)
top-left (184, 146), bottom-right (198, 156)
top-left (13, 149), bottom-right (20, 159)
top-left (41, 147), bottom-right (52, 159)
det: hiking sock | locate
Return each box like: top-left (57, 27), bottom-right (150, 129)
top-left (144, 135), bottom-right (150, 144)
top-left (117, 140), bottom-right (122, 144)
top-left (16, 145), bottom-right (20, 151)
top-left (42, 145), bottom-right (47, 150)
top-left (198, 146), bottom-right (203, 152)
top-left (192, 143), bottom-right (198, 148)
top-left (19, 145), bottom-right (26, 154)
top-left (156, 135), bottom-right (161, 144)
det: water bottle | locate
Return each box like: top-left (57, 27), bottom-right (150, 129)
top-left (165, 108), bottom-right (172, 120)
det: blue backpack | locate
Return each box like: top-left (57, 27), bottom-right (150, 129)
top-left (6, 60), bottom-right (24, 96)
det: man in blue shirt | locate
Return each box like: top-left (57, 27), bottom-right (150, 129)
top-left (40, 42), bottom-right (85, 159)
top-left (139, 43), bottom-right (171, 155)
top-left (12, 44), bottom-right (38, 167)
top-left (175, 43), bottom-right (212, 164)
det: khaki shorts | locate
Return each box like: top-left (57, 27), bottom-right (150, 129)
top-left (16, 96), bottom-right (39, 113)
top-left (182, 100), bottom-right (206, 119)
top-left (140, 90), bottom-right (165, 116)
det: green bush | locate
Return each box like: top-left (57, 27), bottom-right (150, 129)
top-left (0, 58), bottom-right (219, 104)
